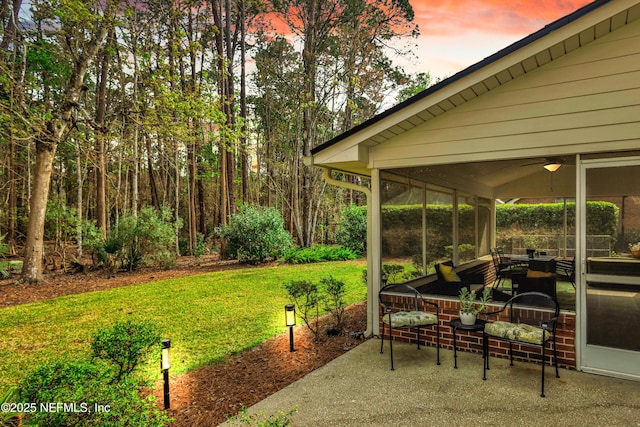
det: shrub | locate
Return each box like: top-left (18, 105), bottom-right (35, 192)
top-left (283, 245), bottom-right (360, 264)
top-left (321, 276), bottom-right (346, 328)
top-left (114, 207), bottom-right (180, 271)
top-left (0, 234), bottom-right (9, 258)
top-left (444, 243), bottom-right (475, 260)
top-left (218, 204), bottom-right (292, 264)
top-left (91, 320), bottom-right (161, 382)
top-left (382, 263), bottom-right (405, 284)
top-left (335, 204), bottom-right (367, 254)
top-left (20, 361), bottom-right (171, 427)
top-left (19, 320), bottom-right (169, 426)
top-left (284, 280), bottom-right (320, 341)
top-left (0, 235), bottom-right (19, 278)
top-left (84, 208), bottom-right (179, 272)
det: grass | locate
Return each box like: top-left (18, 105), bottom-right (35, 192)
top-left (0, 260), bottom-right (366, 392)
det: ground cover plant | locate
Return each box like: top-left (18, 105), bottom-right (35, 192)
top-left (0, 260), bottom-right (366, 392)
top-left (283, 244), bottom-right (360, 264)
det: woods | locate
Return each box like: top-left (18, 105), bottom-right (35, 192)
top-left (0, 0), bottom-right (422, 282)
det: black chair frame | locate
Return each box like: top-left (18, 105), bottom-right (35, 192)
top-left (556, 257), bottom-right (576, 289)
top-left (379, 283), bottom-right (440, 370)
top-left (482, 291), bottom-right (560, 397)
top-left (490, 248), bottom-right (527, 293)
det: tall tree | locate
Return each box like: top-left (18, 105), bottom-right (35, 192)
top-left (20, 0), bottom-right (117, 283)
top-left (94, 28), bottom-right (114, 237)
top-left (0, 0), bottom-right (24, 255)
top-left (269, 0), bottom-right (417, 246)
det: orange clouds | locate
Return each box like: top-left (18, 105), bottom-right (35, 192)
top-left (410, 0), bottom-right (593, 37)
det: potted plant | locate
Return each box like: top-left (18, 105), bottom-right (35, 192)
top-left (629, 242), bottom-right (640, 259)
top-left (458, 287), bottom-right (492, 325)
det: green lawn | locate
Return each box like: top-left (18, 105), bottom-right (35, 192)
top-left (0, 260), bottom-right (366, 391)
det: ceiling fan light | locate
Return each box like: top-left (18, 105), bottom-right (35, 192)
top-left (544, 162), bottom-right (561, 172)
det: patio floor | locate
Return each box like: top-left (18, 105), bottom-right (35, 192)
top-left (220, 339), bottom-right (640, 426)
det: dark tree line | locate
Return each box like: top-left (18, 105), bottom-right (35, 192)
top-left (0, 0), bottom-right (423, 282)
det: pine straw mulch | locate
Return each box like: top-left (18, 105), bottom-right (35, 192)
top-left (0, 255), bottom-right (368, 426)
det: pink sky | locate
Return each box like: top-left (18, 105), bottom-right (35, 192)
top-left (401, 0), bottom-right (593, 77)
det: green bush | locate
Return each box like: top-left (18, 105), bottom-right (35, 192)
top-left (283, 245), bottom-right (360, 264)
top-left (19, 320), bottom-right (170, 426)
top-left (285, 276), bottom-right (351, 339)
top-left (218, 204), bottom-right (292, 264)
top-left (496, 201), bottom-right (617, 235)
top-left (0, 235), bottom-right (18, 278)
top-left (444, 243), bottom-right (475, 260)
top-left (91, 320), bottom-right (161, 382)
top-left (0, 235), bottom-right (9, 258)
top-left (335, 204), bottom-right (367, 254)
top-left (20, 361), bottom-right (171, 427)
top-left (86, 207), bottom-right (180, 272)
top-left (284, 280), bottom-right (320, 341)
top-left (114, 207), bottom-right (180, 271)
top-left (320, 276), bottom-right (346, 328)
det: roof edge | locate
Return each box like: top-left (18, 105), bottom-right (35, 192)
top-left (311, 0), bottom-right (612, 156)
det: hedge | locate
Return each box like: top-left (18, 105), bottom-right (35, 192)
top-left (346, 201), bottom-right (618, 258)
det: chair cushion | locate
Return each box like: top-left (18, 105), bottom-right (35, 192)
top-left (484, 321), bottom-right (549, 345)
top-left (382, 311), bottom-right (437, 328)
top-left (436, 263), bottom-right (461, 282)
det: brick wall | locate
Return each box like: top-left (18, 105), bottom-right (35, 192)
top-left (380, 293), bottom-right (576, 369)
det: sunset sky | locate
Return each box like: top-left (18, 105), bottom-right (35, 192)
top-left (402, 0), bottom-right (593, 78)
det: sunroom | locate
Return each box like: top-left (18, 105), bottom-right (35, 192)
top-left (307, 0), bottom-right (640, 380)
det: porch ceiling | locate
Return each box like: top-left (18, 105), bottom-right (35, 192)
top-left (388, 156), bottom-right (578, 199)
top-left (386, 150), bottom-right (640, 199)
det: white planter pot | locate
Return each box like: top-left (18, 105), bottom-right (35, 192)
top-left (459, 311), bottom-right (477, 326)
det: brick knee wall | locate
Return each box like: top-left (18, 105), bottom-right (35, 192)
top-left (379, 294), bottom-right (576, 369)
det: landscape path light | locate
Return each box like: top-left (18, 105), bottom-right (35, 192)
top-left (285, 304), bottom-right (296, 352)
top-left (161, 338), bottom-right (171, 410)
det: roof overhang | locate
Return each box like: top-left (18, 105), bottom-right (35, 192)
top-left (308, 0), bottom-right (640, 177)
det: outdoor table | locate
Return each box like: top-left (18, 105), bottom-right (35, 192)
top-left (449, 318), bottom-right (487, 369)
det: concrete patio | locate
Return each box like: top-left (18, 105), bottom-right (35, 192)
top-left (220, 339), bottom-right (640, 426)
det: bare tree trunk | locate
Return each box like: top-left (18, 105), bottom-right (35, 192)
top-left (239, 0), bottom-right (249, 203)
top-left (75, 139), bottom-right (83, 258)
top-left (188, 141), bottom-right (197, 254)
top-left (2, 0), bottom-right (23, 255)
top-left (94, 31), bottom-right (112, 238)
top-left (174, 144), bottom-right (180, 256)
top-left (145, 134), bottom-right (160, 209)
top-left (22, 141), bottom-right (57, 282)
top-left (7, 104), bottom-right (17, 255)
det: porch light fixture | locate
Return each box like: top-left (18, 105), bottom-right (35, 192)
top-left (161, 339), bottom-right (171, 410)
top-left (285, 304), bottom-right (296, 352)
top-left (543, 161), bottom-right (562, 172)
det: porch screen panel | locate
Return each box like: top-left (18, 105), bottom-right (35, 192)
top-left (426, 189), bottom-right (454, 267)
top-left (380, 179), bottom-right (425, 281)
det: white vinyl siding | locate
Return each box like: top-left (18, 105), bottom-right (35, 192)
top-left (371, 18), bottom-right (640, 169)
